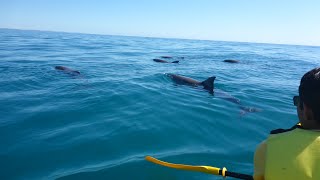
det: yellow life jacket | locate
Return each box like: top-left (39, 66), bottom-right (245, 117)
top-left (265, 125), bottom-right (320, 180)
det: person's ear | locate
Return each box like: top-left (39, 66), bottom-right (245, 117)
top-left (303, 102), bottom-right (314, 120)
top-left (299, 101), bottom-right (304, 110)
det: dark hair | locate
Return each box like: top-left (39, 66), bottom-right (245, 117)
top-left (299, 67), bottom-right (320, 122)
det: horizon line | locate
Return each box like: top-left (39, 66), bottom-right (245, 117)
top-left (1, 27), bottom-right (319, 48)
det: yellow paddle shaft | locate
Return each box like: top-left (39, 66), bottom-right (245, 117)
top-left (145, 156), bottom-right (226, 176)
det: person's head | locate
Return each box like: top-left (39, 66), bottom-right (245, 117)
top-left (295, 67), bottom-right (320, 128)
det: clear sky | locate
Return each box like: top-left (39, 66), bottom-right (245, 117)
top-left (1, 0), bottom-right (319, 46)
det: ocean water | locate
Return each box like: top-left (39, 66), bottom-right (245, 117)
top-left (0, 28), bottom-right (319, 180)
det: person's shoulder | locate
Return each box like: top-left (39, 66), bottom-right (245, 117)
top-left (254, 140), bottom-right (267, 179)
top-left (255, 140), bottom-right (267, 152)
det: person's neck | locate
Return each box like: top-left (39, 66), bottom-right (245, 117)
top-left (301, 120), bottom-right (320, 130)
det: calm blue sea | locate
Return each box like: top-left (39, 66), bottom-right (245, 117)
top-left (0, 28), bottom-right (319, 180)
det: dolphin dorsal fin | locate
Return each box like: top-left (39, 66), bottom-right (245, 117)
top-left (201, 76), bottom-right (216, 93)
top-left (171, 61), bottom-right (179, 63)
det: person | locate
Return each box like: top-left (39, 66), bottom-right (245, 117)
top-left (253, 67), bottom-right (320, 180)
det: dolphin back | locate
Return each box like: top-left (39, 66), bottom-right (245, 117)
top-left (55, 66), bottom-right (66, 70)
top-left (55, 66), bottom-right (80, 75)
top-left (201, 76), bottom-right (216, 94)
top-left (153, 59), bottom-right (168, 63)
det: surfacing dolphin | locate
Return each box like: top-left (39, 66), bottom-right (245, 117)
top-left (55, 66), bottom-right (81, 76)
top-left (160, 56), bottom-right (173, 59)
top-left (153, 59), bottom-right (179, 63)
top-left (160, 56), bottom-right (184, 59)
top-left (167, 74), bottom-right (215, 94)
top-left (167, 73), bottom-right (260, 114)
top-left (223, 59), bottom-right (239, 63)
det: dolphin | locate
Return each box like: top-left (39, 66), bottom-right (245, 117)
top-left (160, 56), bottom-right (173, 59)
top-left (223, 59), bottom-right (239, 63)
top-left (55, 66), bottom-right (81, 75)
top-left (167, 74), bottom-right (215, 94)
top-left (153, 59), bottom-right (179, 63)
top-left (160, 56), bottom-right (184, 59)
top-left (167, 73), bottom-right (260, 114)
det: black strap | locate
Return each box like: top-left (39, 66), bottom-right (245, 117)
top-left (270, 124), bottom-right (302, 134)
top-left (219, 169), bottom-right (253, 180)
